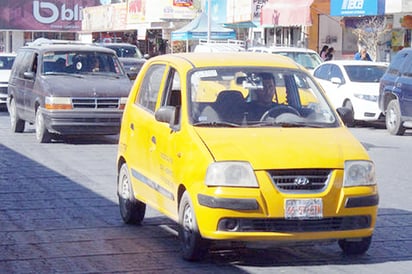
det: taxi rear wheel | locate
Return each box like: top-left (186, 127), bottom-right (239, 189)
top-left (178, 191), bottom-right (209, 261)
top-left (118, 163), bottom-right (146, 224)
top-left (338, 236), bottom-right (372, 255)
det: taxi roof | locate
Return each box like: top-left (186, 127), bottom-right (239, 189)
top-left (150, 52), bottom-right (302, 70)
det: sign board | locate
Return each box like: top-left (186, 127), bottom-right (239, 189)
top-left (330, 0), bottom-right (385, 16)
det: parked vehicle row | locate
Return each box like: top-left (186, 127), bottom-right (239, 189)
top-left (247, 46), bottom-right (323, 72)
top-left (0, 52), bottom-right (16, 108)
top-left (98, 42), bottom-right (147, 80)
top-left (5, 39), bottom-right (412, 144)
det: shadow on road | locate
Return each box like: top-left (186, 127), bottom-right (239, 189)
top-left (0, 136), bottom-right (411, 272)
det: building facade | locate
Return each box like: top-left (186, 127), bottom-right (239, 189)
top-left (0, 0), bottom-right (411, 61)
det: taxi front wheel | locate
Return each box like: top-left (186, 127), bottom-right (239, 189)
top-left (118, 163), bottom-right (146, 225)
top-left (179, 191), bottom-right (209, 261)
top-left (338, 236), bottom-right (372, 255)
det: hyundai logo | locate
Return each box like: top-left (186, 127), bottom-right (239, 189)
top-left (294, 176), bottom-right (310, 186)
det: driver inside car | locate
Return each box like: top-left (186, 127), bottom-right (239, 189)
top-left (246, 73), bottom-right (278, 121)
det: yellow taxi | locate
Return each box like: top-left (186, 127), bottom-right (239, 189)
top-left (117, 52), bottom-right (379, 261)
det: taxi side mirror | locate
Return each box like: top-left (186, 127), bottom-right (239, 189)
top-left (155, 106), bottom-right (180, 130)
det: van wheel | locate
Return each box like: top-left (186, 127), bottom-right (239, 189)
top-left (9, 98), bottom-right (25, 133)
top-left (35, 109), bottom-right (51, 143)
top-left (338, 236), bottom-right (372, 255)
top-left (178, 191), bottom-right (209, 261)
top-left (386, 100), bottom-right (405, 135)
top-left (118, 163), bottom-right (146, 224)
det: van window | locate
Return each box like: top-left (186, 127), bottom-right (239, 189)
top-left (388, 52), bottom-right (408, 75)
top-left (17, 51), bottom-right (35, 78)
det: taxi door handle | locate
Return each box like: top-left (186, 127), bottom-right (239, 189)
top-left (130, 123), bottom-right (134, 130)
top-left (151, 136), bottom-right (156, 144)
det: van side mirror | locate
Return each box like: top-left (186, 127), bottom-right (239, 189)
top-left (23, 71), bottom-right (35, 80)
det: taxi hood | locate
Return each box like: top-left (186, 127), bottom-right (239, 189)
top-left (194, 127), bottom-right (368, 169)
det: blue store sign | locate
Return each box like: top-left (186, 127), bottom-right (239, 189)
top-left (331, 0), bottom-right (385, 16)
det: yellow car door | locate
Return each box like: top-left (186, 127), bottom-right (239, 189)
top-left (148, 68), bottom-right (183, 218)
top-left (124, 64), bottom-right (167, 204)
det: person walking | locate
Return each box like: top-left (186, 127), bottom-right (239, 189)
top-left (324, 47), bottom-right (334, 61)
top-left (319, 45), bottom-right (328, 60)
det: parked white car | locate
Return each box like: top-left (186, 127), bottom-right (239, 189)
top-left (313, 60), bottom-right (388, 125)
top-left (0, 53), bottom-right (16, 108)
top-left (247, 46), bottom-right (322, 72)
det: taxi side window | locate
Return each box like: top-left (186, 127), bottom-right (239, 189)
top-left (162, 69), bottom-right (181, 107)
top-left (136, 64), bottom-right (165, 112)
top-left (161, 68), bottom-right (181, 125)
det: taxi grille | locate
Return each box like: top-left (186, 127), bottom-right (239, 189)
top-left (269, 169), bottom-right (331, 192)
top-left (218, 216), bottom-right (371, 232)
top-left (72, 98), bottom-right (120, 109)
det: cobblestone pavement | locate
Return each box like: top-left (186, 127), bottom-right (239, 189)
top-left (0, 113), bottom-right (411, 273)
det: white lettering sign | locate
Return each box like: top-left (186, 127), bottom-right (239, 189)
top-left (341, 0), bottom-right (364, 10)
top-left (33, 1), bottom-right (83, 24)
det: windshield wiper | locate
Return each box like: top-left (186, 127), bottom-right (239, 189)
top-left (251, 121), bottom-right (327, 128)
top-left (43, 72), bottom-right (84, 78)
top-left (193, 121), bottom-right (241, 127)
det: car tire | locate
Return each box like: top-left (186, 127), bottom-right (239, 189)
top-left (9, 98), bottom-right (25, 133)
top-left (343, 100), bottom-right (356, 127)
top-left (35, 108), bottom-right (51, 143)
top-left (178, 191), bottom-right (209, 261)
top-left (386, 100), bottom-right (405, 135)
top-left (338, 236), bottom-right (372, 255)
top-left (118, 163), bottom-right (146, 224)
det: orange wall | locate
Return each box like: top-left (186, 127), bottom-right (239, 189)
top-left (308, 0), bottom-right (330, 53)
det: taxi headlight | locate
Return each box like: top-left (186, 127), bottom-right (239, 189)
top-left (343, 160), bottom-right (376, 187)
top-left (205, 161), bottom-right (258, 187)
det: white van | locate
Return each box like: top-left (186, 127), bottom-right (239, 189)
top-left (193, 39), bottom-right (245, 53)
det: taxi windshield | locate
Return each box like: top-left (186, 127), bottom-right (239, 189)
top-left (189, 68), bottom-right (338, 128)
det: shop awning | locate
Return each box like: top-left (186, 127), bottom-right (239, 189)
top-left (223, 21), bottom-right (257, 28)
top-left (260, 0), bottom-right (314, 27)
top-left (171, 12), bottom-right (236, 41)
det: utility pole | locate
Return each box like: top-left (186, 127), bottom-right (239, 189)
top-left (207, 0), bottom-right (211, 43)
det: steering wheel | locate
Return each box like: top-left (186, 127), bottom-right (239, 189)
top-left (260, 105), bottom-right (300, 122)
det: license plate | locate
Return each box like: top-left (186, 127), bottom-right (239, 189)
top-left (285, 198), bottom-right (323, 219)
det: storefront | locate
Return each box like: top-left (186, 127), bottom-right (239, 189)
top-left (329, 0), bottom-right (412, 61)
top-left (259, 0), bottom-right (313, 47)
top-left (81, 0), bottom-right (199, 55)
top-left (0, 0), bottom-right (110, 52)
